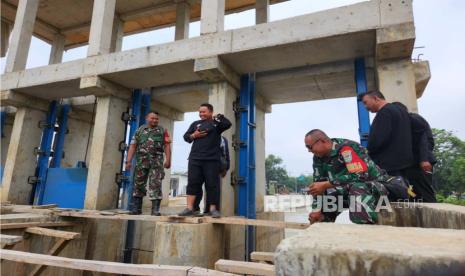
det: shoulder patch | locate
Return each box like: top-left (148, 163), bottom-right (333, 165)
top-left (340, 146), bottom-right (368, 173)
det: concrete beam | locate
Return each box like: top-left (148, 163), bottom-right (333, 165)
top-left (376, 22), bottom-right (415, 61)
top-left (194, 56), bottom-right (240, 90)
top-left (1, 0), bottom-right (414, 98)
top-left (255, 0), bottom-right (269, 24)
top-left (4, 0), bottom-right (40, 72)
top-left (413, 60), bottom-right (431, 99)
top-left (87, 0), bottom-right (116, 56)
top-left (48, 33), bottom-right (65, 65)
top-left (256, 93), bottom-right (272, 114)
top-left (150, 100), bottom-right (184, 122)
top-left (110, 17), bottom-right (124, 53)
top-left (1, 20), bottom-right (12, 58)
top-left (84, 96), bottom-right (127, 210)
top-left (152, 81), bottom-right (209, 97)
top-left (80, 76), bottom-right (131, 100)
top-left (174, 1), bottom-right (190, 40)
top-left (200, 0), bottom-right (225, 35)
top-left (1, 107), bottom-right (45, 204)
top-left (0, 90), bottom-right (49, 112)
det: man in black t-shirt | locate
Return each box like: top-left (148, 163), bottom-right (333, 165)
top-left (359, 91), bottom-right (436, 202)
top-left (178, 103), bottom-right (231, 218)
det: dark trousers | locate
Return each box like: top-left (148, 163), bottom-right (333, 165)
top-left (388, 166), bottom-right (436, 203)
top-left (187, 159), bottom-right (221, 208)
top-left (193, 182), bottom-right (222, 213)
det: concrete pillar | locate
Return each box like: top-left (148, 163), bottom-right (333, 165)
top-left (175, 1), bottom-right (190, 40)
top-left (4, 0), bottom-right (39, 72)
top-left (255, 0), bottom-right (269, 24)
top-left (84, 96), bottom-right (126, 210)
top-left (1, 110), bottom-right (14, 169)
top-left (376, 58), bottom-right (418, 113)
top-left (200, 0), bottom-right (225, 35)
top-left (208, 82), bottom-right (237, 217)
top-left (255, 107), bottom-right (266, 212)
top-left (1, 20), bottom-right (12, 58)
top-left (110, 17), bottom-right (124, 53)
top-left (87, 0), bottom-right (116, 56)
top-left (48, 33), bottom-right (65, 64)
top-left (153, 222), bottom-right (224, 269)
top-left (1, 107), bottom-right (44, 204)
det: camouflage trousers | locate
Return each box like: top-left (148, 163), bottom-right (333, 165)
top-left (133, 154), bottom-right (165, 200)
top-left (312, 181), bottom-right (388, 224)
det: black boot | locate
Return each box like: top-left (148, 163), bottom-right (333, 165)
top-left (130, 196), bottom-right (143, 215)
top-left (151, 199), bottom-right (162, 216)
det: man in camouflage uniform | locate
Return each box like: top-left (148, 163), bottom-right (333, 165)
top-left (126, 111), bottom-right (171, 216)
top-left (304, 129), bottom-right (389, 224)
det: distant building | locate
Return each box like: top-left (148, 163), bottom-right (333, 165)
top-left (170, 172), bottom-right (188, 197)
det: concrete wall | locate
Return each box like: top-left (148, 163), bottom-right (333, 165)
top-left (256, 211), bottom-right (285, 252)
top-left (152, 222), bottom-right (224, 269)
top-left (378, 202), bottom-right (465, 230)
top-left (62, 117), bottom-right (93, 168)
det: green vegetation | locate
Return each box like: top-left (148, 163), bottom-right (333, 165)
top-left (265, 154), bottom-right (311, 193)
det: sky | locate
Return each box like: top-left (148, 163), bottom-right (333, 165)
top-left (1, 0), bottom-right (464, 176)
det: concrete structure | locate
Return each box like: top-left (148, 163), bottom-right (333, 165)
top-left (275, 222), bottom-right (465, 276)
top-left (0, 0), bottom-right (440, 274)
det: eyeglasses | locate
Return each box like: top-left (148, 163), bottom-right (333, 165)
top-left (305, 139), bottom-right (320, 151)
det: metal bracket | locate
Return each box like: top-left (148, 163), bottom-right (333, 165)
top-left (27, 176), bottom-right (41, 185)
top-left (115, 173), bottom-right (129, 185)
top-left (38, 120), bottom-right (53, 129)
top-left (121, 111), bottom-right (135, 122)
top-left (232, 138), bottom-right (246, 151)
top-left (118, 141), bottom-right (128, 152)
top-left (33, 147), bottom-right (45, 156)
top-left (230, 172), bottom-right (245, 186)
top-left (233, 100), bottom-right (247, 115)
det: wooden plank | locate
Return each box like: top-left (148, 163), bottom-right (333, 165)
top-left (0, 221), bottom-right (77, 230)
top-left (0, 249), bottom-right (225, 276)
top-left (29, 238), bottom-right (69, 276)
top-left (250, 252), bottom-right (275, 263)
top-left (187, 267), bottom-right (237, 275)
top-left (32, 204), bottom-right (58, 209)
top-left (215, 259), bottom-right (275, 276)
top-left (25, 227), bottom-right (80, 240)
top-left (8, 205), bottom-right (309, 229)
top-left (0, 234), bottom-right (23, 247)
top-left (205, 216), bottom-right (309, 230)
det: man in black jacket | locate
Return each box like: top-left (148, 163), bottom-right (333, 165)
top-left (359, 91), bottom-right (436, 202)
top-left (178, 103), bottom-right (232, 218)
top-left (394, 102), bottom-right (437, 201)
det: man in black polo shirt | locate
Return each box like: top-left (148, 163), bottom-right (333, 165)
top-left (359, 90), bottom-right (436, 202)
top-left (178, 103), bottom-right (231, 218)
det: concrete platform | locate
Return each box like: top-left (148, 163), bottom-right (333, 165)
top-left (275, 223), bottom-right (465, 276)
top-left (1, 0), bottom-right (420, 112)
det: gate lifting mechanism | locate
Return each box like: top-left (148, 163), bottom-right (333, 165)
top-left (236, 73), bottom-right (257, 261)
top-left (354, 58), bottom-right (371, 147)
top-left (29, 101), bottom-right (87, 208)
